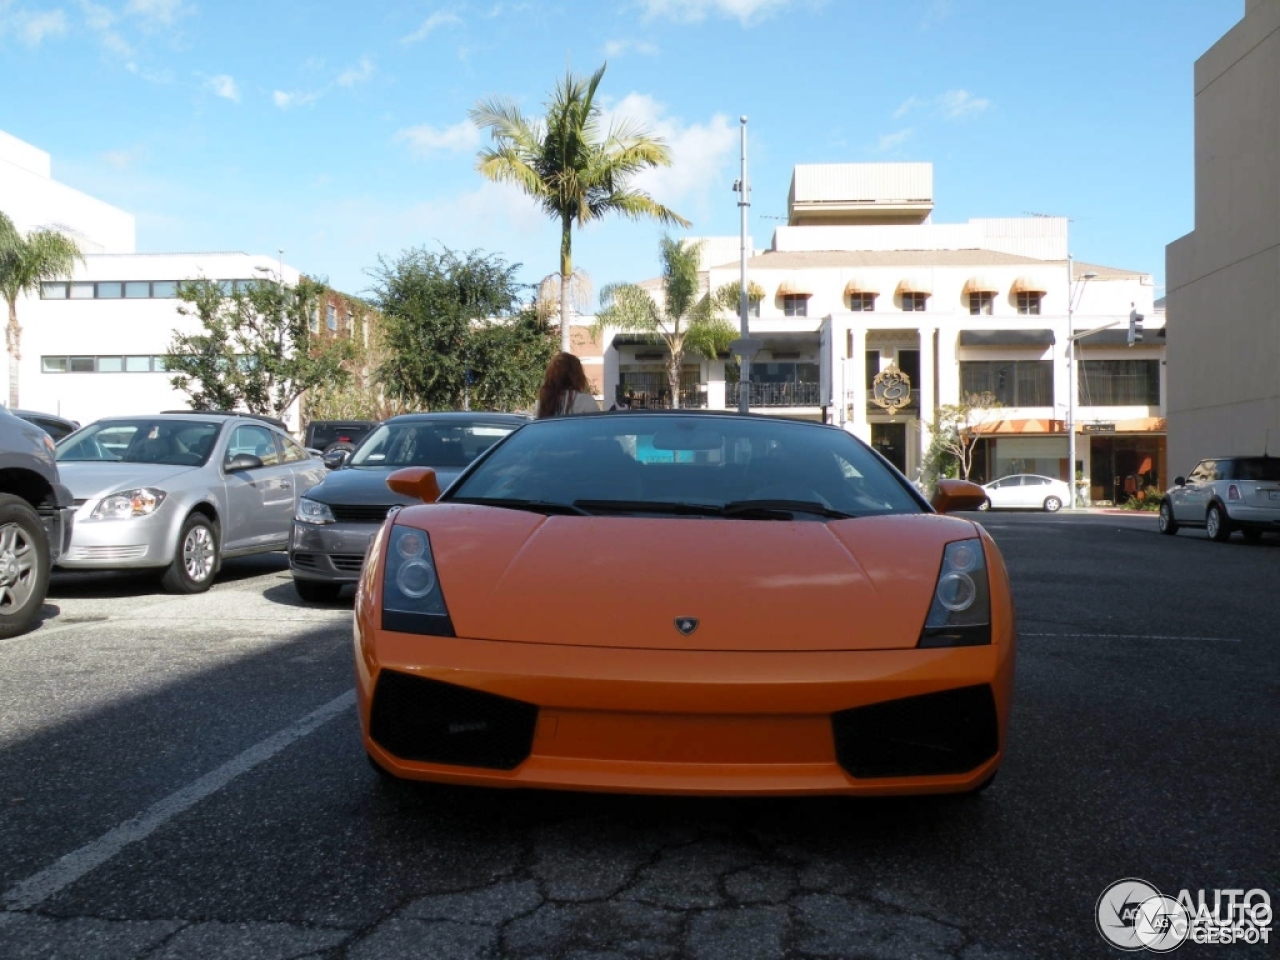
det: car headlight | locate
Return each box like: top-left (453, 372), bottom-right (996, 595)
top-left (295, 497), bottom-right (336, 525)
top-left (381, 524), bottom-right (455, 637)
top-left (91, 488), bottom-right (167, 520)
top-left (918, 538), bottom-right (991, 647)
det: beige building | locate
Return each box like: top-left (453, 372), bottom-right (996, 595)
top-left (597, 162), bottom-right (1167, 504)
top-left (1165, 0), bottom-right (1280, 476)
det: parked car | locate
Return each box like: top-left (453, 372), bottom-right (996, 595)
top-left (355, 411), bottom-right (1014, 797)
top-left (290, 412), bottom-right (529, 602)
top-left (55, 413), bottom-right (326, 593)
top-left (978, 474), bottom-right (1071, 513)
top-left (1160, 455), bottom-right (1280, 542)
top-left (0, 407), bottom-right (76, 638)
top-left (304, 419), bottom-right (379, 464)
top-left (13, 409), bottom-right (81, 441)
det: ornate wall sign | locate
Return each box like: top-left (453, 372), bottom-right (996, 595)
top-left (872, 362), bottom-right (912, 413)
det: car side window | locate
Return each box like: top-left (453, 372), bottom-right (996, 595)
top-left (279, 435), bottom-right (309, 463)
top-left (1187, 461), bottom-right (1211, 482)
top-left (226, 424), bottom-right (279, 467)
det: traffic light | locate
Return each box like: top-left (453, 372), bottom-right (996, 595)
top-left (1128, 308), bottom-right (1144, 346)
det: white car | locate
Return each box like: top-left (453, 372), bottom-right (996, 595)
top-left (979, 474), bottom-right (1070, 513)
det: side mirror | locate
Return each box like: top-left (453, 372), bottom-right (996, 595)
top-left (386, 466), bottom-right (441, 504)
top-left (224, 453), bottom-right (264, 473)
top-left (1174, 476), bottom-right (1186, 486)
top-left (322, 449), bottom-right (351, 470)
top-left (931, 478), bottom-right (989, 514)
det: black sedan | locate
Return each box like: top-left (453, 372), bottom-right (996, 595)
top-left (288, 412), bottom-right (530, 601)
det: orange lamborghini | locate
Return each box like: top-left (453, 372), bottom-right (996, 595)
top-left (354, 412), bottom-right (1015, 797)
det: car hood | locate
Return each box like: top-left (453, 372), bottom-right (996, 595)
top-left (56, 461), bottom-right (201, 499)
top-left (309, 466), bottom-right (466, 505)
top-left (389, 506), bottom-right (987, 652)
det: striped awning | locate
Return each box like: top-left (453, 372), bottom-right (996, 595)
top-left (963, 275), bottom-right (1001, 294)
top-left (1012, 275), bottom-right (1049, 294)
top-left (844, 278), bottom-right (880, 295)
top-left (777, 279), bottom-right (812, 297)
top-left (896, 274), bottom-right (933, 296)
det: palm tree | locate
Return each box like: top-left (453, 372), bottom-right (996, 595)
top-left (594, 237), bottom-right (735, 409)
top-left (471, 62), bottom-right (691, 353)
top-left (0, 211), bottom-right (84, 407)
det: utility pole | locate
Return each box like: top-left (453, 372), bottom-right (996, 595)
top-left (731, 116), bottom-right (760, 414)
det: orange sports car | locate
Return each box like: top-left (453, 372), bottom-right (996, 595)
top-left (354, 412), bottom-right (1015, 797)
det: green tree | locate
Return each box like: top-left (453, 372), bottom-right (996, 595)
top-left (594, 237), bottom-right (735, 408)
top-left (165, 276), bottom-right (356, 420)
top-left (471, 62), bottom-right (690, 354)
top-left (369, 246), bottom-right (553, 412)
top-left (0, 211), bottom-right (84, 408)
top-left (925, 391), bottom-right (1003, 482)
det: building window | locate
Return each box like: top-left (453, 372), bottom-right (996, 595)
top-left (865, 350), bottom-right (880, 390)
top-left (782, 295), bottom-right (808, 317)
top-left (902, 292), bottom-right (928, 312)
top-left (124, 281), bottom-right (151, 298)
top-left (849, 293), bottom-right (876, 312)
top-left (310, 307), bottom-right (320, 334)
top-left (968, 292), bottom-right (994, 315)
top-left (42, 355), bottom-right (169, 373)
top-left (1078, 359), bottom-right (1160, 406)
top-left (69, 282), bottom-right (95, 299)
top-left (40, 282), bottom-right (68, 299)
top-left (97, 282), bottom-right (123, 299)
top-left (327, 304), bottom-right (338, 331)
top-left (748, 300), bottom-right (760, 318)
top-left (960, 360), bottom-right (1053, 406)
top-left (1017, 292), bottom-right (1042, 315)
top-left (152, 281), bottom-right (178, 298)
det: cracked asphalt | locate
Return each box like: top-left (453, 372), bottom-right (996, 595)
top-left (0, 512), bottom-right (1275, 959)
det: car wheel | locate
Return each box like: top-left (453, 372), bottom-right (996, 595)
top-left (0, 494), bottom-right (51, 639)
top-left (977, 498), bottom-right (991, 512)
top-left (294, 578), bottom-right (343, 603)
top-left (1043, 496), bottom-right (1062, 513)
top-left (1205, 504), bottom-right (1232, 542)
top-left (161, 513), bottom-right (220, 593)
top-left (1158, 501), bottom-right (1179, 535)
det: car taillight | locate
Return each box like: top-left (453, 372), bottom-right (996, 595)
top-left (1228, 484), bottom-right (1241, 501)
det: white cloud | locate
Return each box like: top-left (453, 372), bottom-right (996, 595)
top-left (874, 128), bottom-right (913, 152)
top-left (894, 89), bottom-right (991, 121)
top-left (603, 38), bottom-right (658, 57)
top-left (124, 0), bottom-right (190, 26)
top-left (273, 88), bottom-right (321, 109)
top-left (8, 8), bottom-right (69, 45)
top-left (402, 9), bottom-right (461, 44)
top-left (101, 146), bottom-right (143, 170)
top-left (638, 0), bottom-right (796, 25)
top-left (205, 73), bottom-right (238, 101)
top-left (336, 56), bottom-right (374, 88)
top-left (601, 94), bottom-right (737, 220)
top-left (79, 0), bottom-right (133, 57)
top-left (394, 120), bottom-right (481, 158)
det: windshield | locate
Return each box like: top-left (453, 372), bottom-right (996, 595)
top-left (348, 420), bottom-right (520, 469)
top-left (56, 419), bottom-right (221, 465)
top-left (446, 414), bottom-right (924, 518)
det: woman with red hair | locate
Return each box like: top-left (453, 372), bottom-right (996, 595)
top-left (535, 352), bottom-right (602, 419)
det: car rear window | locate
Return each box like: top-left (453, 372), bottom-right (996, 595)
top-left (307, 423), bottom-right (376, 448)
top-left (1232, 458), bottom-right (1280, 482)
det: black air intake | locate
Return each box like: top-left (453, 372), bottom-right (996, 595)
top-left (370, 670), bottom-right (538, 770)
top-left (832, 684), bottom-right (999, 778)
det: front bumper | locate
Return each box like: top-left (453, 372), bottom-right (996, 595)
top-left (290, 520), bottom-right (379, 583)
top-left (355, 626), bottom-right (1016, 797)
top-left (56, 501), bottom-right (173, 570)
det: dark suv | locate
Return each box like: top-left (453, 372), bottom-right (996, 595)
top-left (304, 420), bottom-right (378, 454)
top-left (1161, 456), bottom-right (1280, 542)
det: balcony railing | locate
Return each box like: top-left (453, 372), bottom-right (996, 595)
top-left (628, 387), bottom-right (708, 409)
top-left (729, 381), bottom-right (821, 407)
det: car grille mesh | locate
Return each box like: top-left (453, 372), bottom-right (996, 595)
top-left (331, 554), bottom-right (365, 572)
top-left (369, 670), bottom-right (538, 770)
top-left (331, 504), bottom-right (395, 523)
top-left (831, 685), bottom-right (999, 778)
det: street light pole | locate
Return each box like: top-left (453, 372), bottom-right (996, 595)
top-left (735, 116), bottom-right (751, 414)
top-left (1065, 256), bottom-right (1097, 508)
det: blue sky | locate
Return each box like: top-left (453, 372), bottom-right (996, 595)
top-left (0, 0), bottom-right (1244, 303)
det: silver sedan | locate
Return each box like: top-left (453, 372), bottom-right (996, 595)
top-left (55, 413), bottom-right (326, 592)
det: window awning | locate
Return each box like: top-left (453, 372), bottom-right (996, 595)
top-left (958, 328), bottom-right (1056, 347)
top-left (777, 279), bottom-right (812, 297)
top-left (896, 275), bottom-right (932, 296)
top-left (963, 275), bottom-right (1001, 294)
top-left (1012, 275), bottom-right (1049, 294)
top-left (844, 278), bottom-right (879, 295)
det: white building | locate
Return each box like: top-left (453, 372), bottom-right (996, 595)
top-left (1166, 0), bottom-right (1280, 473)
top-left (1, 130), bottom-right (307, 429)
top-left (599, 162), bottom-right (1169, 505)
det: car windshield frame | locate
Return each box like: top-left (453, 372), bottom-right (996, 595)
top-left (55, 418), bottom-right (223, 466)
top-left (443, 413), bottom-right (929, 519)
top-left (347, 418), bottom-right (523, 470)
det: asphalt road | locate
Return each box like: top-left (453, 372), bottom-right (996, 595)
top-left (0, 512), bottom-right (1276, 959)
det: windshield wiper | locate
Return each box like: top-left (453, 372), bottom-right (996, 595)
top-left (573, 499), bottom-right (724, 517)
top-left (449, 496), bottom-right (590, 516)
top-left (720, 499), bottom-right (858, 520)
